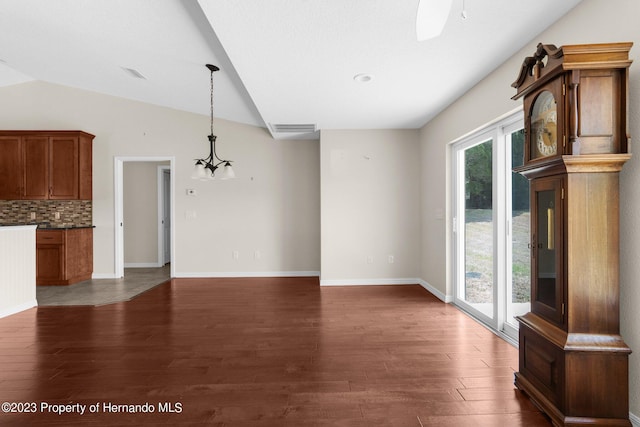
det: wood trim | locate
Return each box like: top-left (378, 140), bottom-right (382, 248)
top-left (562, 154), bottom-right (631, 172)
top-left (516, 312), bottom-right (567, 348)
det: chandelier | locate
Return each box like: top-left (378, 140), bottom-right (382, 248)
top-left (192, 64), bottom-right (235, 180)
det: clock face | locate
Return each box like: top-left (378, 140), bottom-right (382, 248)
top-left (530, 90), bottom-right (558, 159)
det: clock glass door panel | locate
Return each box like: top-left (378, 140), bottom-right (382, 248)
top-left (531, 177), bottom-right (565, 326)
top-left (530, 91), bottom-right (558, 160)
top-left (524, 76), bottom-right (565, 164)
top-left (535, 189), bottom-right (556, 307)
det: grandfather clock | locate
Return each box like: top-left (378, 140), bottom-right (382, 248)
top-left (512, 42), bottom-right (633, 426)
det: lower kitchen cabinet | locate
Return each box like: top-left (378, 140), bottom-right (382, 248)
top-left (36, 228), bottom-right (93, 285)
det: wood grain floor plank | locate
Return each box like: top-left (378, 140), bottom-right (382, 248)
top-left (0, 279), bottom-right (549, 426)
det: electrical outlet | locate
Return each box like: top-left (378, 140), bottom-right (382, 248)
top-left (233, 251), bottom-right (239, 260)
top-left (254, 250), bottom-right (261, 260)
top-left (388, 255), bottom-right (395, 264)
top-left (54, 212), bottom-right (61, 220)
top-left (30, 212), bottom-right (36, 220)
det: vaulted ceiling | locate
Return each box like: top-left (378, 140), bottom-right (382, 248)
top-left (0, 0), bottom-right (582, 139)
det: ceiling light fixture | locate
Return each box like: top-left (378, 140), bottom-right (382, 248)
top-left (416, 0), bottom-right (454, 41)
top-left (353, 73), bottom-right (374, 83)
top-left (121, 67), bottom-right (146, 80)
top-left (192, 64), bottom-right (235, 181)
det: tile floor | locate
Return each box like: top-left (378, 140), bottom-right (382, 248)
top-left (36, 265), bottom-right (171, 306)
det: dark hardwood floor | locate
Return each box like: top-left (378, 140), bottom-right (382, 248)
top-left (0, 277), bottom-right (550, 426)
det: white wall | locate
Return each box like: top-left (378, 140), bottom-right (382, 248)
top-left (419, 0), bottom-right (640, 419)
top-left (123, 161), bottom-right (166, 267)
top-left (0, 81), bottom-right (321, 277)
top-left (320, 129), bottom-right (421, 284)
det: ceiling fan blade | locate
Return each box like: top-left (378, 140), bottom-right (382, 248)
top-left (416, 0), bottom-right (454, 41)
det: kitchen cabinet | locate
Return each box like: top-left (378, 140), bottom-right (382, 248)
top-left (0, 131), bottom-right (94, 200)
top-left (0, 136), bottom-right (22, 199)
top-left (36, 227), bottom-right (93, 285)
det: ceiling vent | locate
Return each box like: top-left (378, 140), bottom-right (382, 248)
top-left (269, 123), bottom-right (317, 134)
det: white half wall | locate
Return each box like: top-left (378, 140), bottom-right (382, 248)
top-left (0, 225), bottom-right (37, 318)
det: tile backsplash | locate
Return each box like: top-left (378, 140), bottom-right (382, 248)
top-left (0, 200), bottom-right (92, 226)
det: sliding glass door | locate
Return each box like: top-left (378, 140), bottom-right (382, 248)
top-left (452, 111), bottom-right (527, 339)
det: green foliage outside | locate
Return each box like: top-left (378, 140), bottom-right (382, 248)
top-left (464, 131), bottom-right (529, 211)
top-left (463, 130), bottom-right (530, 304)
top-left (465, 141), bottom-right (492, 209)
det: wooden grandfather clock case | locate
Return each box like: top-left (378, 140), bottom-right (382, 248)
top-left (512, 42), bottom-right (633, 426)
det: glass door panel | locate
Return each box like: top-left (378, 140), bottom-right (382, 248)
top-left (460, 138), bottom-right (494, 318)
top-left (507, 129), bottom-right (530, 329)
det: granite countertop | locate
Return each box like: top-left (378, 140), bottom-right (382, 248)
top-left (0, 223), bottom-right (95, 229)
top-left (38, 224), bottom-right (95, 230)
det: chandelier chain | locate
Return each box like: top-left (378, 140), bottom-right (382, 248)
top-left (210, 69), bottom-right (214, 136)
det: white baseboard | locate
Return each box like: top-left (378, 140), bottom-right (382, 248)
top-left (320, 278), bottom-right (419, 286)
top-left (91, 273), bottom-right (119, 279)
top-left (124, 262), bottom-right (163, 268)
top-left (318, 277), bottom-right (453, 303)
top-left (417, 279), bottom-right (452, 303)
top-left (630, 411), bottom-right (639, 427)
top-left (0, 299), bottom-right (37, 319)
top-left (174, 271), bottom-right (320, 278)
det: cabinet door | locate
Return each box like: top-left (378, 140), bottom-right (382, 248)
top-left (78, 136), bottom-right (93, 200)
top-left (66, 228), bottom-right (93, 278)
top-left (531, 176), bottom-right (565, 327)
top-left (36, 245), bottom-right (65, 282)
top-left (49, 136), bottom-right (79, 199)
top-left (23, 136), bottom-right (50, 199)
top-left (0, 136), bottom-right (23, 199)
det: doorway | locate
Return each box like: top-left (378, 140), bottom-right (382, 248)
top-left (114, 157), bottom-right (175, 278)
top-left (158, 165), bottom-right (171, 266)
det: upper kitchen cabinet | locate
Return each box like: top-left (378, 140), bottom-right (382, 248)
top-left (0, 135), bottom-right (23, 199)
top-left (0, 131), bottom-right (94, 200)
